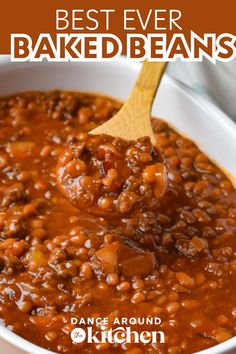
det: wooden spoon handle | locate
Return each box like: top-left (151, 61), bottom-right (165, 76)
top-left (127, 61), bottom-right (167, 115)
top-left (91, 61), bottom-right (167, 143)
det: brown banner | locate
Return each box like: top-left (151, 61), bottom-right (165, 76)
top-left (0, 0), bottom-right (235, 55)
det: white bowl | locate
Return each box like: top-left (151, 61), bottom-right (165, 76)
top-left (0, 57), bottom-right (235, 354)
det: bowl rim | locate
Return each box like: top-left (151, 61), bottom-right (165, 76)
top-left (0, 56), bottom-right (235, 354)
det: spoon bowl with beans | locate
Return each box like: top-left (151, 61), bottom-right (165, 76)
top-left (56, 61), bottom-right (168, 216)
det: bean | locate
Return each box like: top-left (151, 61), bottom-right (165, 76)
top-left (102, 169), bottom-right (118, 187)
top-left (23, 203), bottom-right (37, 217)
top-left (59, 149), bottom-right (73, 164)
top-left (78, 107), bottom-right (93, 124)
top-left (118, 191), bottom-right (139, 214)
top-left (31, 228), bottom-right (47, 240)
top-left (103, 234), bottom-right (113, 244)
top-left (180, 210), bottom-right (196, 224)
top-left (80, 176), bottom-right (93, 189)
top-left (106, 273), bottom-right (119, 286)
top-left (193, 208), bottom-right (211, 223)
top-left (45, 331), bottom-right (57, 342)
top-left (70, 234), bottom-right (86, 247)
top-left (152, 306), bottom-right (163, 315)
top-left (165, 302), bottom-right (180, 314)
top-left (132, 278), bottom-right (144, 290)
top-left (168, 168), bottom-right (183, 184)
top-left (181, 299), bottom-right (199, 310)
top-left (77, 247), bottom-right (89, 260)
top-left (10, 241), bottom-right (28, 257)
top-left (143, 163), bottom-right (165, 183)
top-left (167, 291), bottom-right (179, 302)
top-left (80, 262), bottom-right (93, 280)
top-left (131, 291), bottom-right (146, 303)
top-left (213, 328), bottom-right (232, 343)
top-left (35, 180), bottom-right (47, 191)
top-left (97, 282), bottom-right (108, 290)
top-left (40, 145), bottom-right (52, 157)
top-left (195, 273), bottom-right (206, 285)
top-left (176, 272), bottom-right (195, 288)
top-left (164, 147), bottom-right (175, 157)
top-left (98, 197), bottom-right (113, 209)
top-left (156, 295), bottom-right (167, 305)
top-left (56, 261), bottom-right (78, 278)
top-left (0, 154), bottom-right (9, 169)
top-left (117, 281), bottom-right (131, 293)
top-left (168, 156), bottom-right (180, 168)
top-left (66, 159), bottom-right (87, 178)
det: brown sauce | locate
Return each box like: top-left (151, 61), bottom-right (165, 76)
top-left (0, 91), bottom-right (235, 354)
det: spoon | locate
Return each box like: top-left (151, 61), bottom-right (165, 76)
top-left (56, 61), bottom-right (168, 215)
top-left (91, 60), bottom-right (167, 144)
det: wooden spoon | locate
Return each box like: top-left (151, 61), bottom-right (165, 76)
top-left (56, 61), bottom-right (168, 215)
top-left (91, 61), bottom-right (167, 144)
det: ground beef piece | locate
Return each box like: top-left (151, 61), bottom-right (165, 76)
top-left (1, 182), bottom-right (27, 207)
top-left (3, 215), bottom-right (26, 239)
top-left (3, 254), bottom-right (23, 275)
